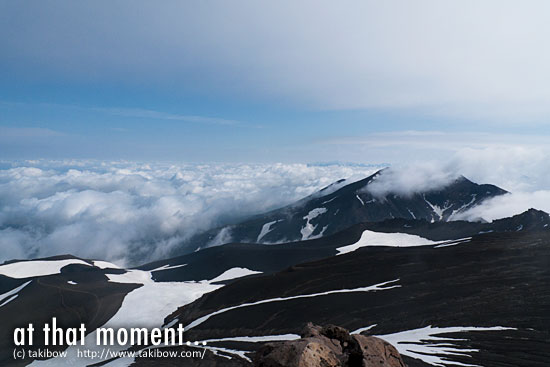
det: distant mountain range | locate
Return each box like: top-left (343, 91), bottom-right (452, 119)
top-left (173, 169), bottom-right (507, 255)
top-left (0, 171), bottom-right (548, 367)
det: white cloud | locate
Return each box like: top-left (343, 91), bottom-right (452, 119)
top-left (0, 160), bottom-right (379, 265)
top-left (321, 131), bottom-right (550, 184)
top-left (361, 145), bottom-right (550, 220)
top-left (93, 107), bottom-right (244, 126)
top-left (3, 1), bottom-right (550, 120)
top-left (448, 146), bottom-right (550, 192)
top-left (363, 164), bottom-right (459, 199)
top-left (447, 146), bottom-right (550, 222)
top-left (454, 191), bottom-right (550, 222)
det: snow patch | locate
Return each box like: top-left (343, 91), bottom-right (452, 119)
top-left (300, 208), bottom-right (327, 240)
top-left (336, 231), bottom-right (436, 255)
top-left (32, 270), bottom-right (223, 367)
top-left (107, 273), bottom-right (221, 328)
top-left (106, 270), bottom-right (153, 285)
top-left (0, 259), bottom-right (91, 279)
top-left (423, 197), bottom-right (450, 221)
top-left (309, 225), bottom-right (328, 240)
top-left (256, 220), bottom-right (280, 242)
top-left (93, 260), bottom-right (121, 269)
top-left (209, 268), bottom-right (262, 283)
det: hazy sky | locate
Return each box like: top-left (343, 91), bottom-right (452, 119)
top-left (1, 1), bottom-right (549, 162)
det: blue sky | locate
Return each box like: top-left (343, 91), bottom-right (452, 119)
top-left (1, 1), bottom-right (550, 163)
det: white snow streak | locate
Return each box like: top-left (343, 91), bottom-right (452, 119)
top-left (184, 279), bottom-right (400, 332)
top-left (351, 324), bottom-right (377, 335)
top-left (433, 238), bottom-right (472, 248)
top-left (0, 295), bottom-right (18, 307)
top-left (151, 263), bottom-right (187, 272)
top-left (377, 325), bottom-right (515, 367)
top-left (447, 194), bottom-right (477, 221)
top-left (202, 334), bottom-right (301, 344)
top-left (321, 196), bottom-right (337, 205)
top-left (0, 280), bottom-right (31, 303)
top-left (191, 333), bottom-right (303, 362)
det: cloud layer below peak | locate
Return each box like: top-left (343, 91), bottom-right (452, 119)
top-left (0, 161), bottom-right (378, 265)
top-left (1, 147), bottom-right (550, 265)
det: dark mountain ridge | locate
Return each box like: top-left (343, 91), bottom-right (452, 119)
top-left (170, 169), bottom-right (507, 256)
top-left (140, 208), bottom-right (549, 282)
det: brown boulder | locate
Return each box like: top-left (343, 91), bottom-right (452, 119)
top-left (252, 323), bottom-right (406, 367)
top-left (354, 335), bottom-right (406, 367)
top-left (253, 339), bottom-right (341, 367)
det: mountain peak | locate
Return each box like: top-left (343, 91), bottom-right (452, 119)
top-left (173, 172), bottom-right (508, 254)
top-left (483, 208), bottom-right (550, 234)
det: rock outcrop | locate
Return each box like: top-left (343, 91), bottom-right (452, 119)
top-left (252, 323), bottom-right (406, 367)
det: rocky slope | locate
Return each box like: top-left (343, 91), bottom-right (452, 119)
top-left (1, 209), bottom-right (549, 366)
top-left (164, 230), bottom-right (549, 367)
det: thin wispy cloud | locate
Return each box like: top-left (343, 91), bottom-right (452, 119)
top-left (0, 127), bottom-right (66, 138)
top-left (321, 130), bottom-right (550, 151)
top-left (1, 101), bottom-right (248, 127)
top-left (95, 107), bottom-right (244, 126)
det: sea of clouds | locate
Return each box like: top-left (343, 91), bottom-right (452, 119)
top-left (0, 160), bottom-right (380, 265)
top-left (1, 148), bottom-right (549, 266)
